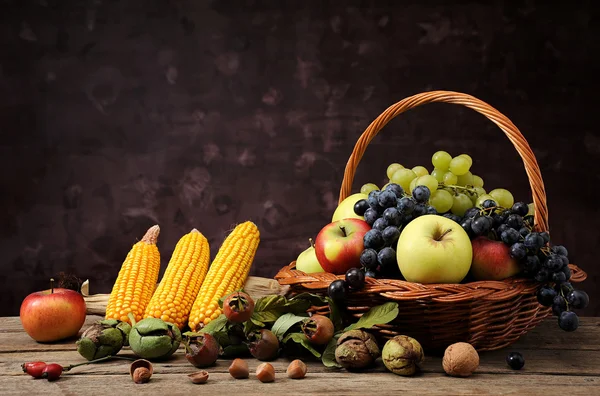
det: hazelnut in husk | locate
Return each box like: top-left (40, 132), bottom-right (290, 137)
top-left (334, 330), bottom-right (381, 370)
top-left (76, 319), bottom-right (131, 361)
top-left (129, 318), bottom-right (181, 360)
top-left (183, 332), bottom-right (220, 368)
top-left (442, 342), bottom-right (479, 377)
top-left (382, 335), bottom-right (424, 376)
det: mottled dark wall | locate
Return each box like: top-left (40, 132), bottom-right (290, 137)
top-left (1, 0), bottom-right (598, 316)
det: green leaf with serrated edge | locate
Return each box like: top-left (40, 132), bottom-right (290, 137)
top-left (344, 302), bottom-right (399, 332)
top-left (254, 295), bottom-right (288, 312)
top-left (198, 314), bottom-right (228, 334)
top-left (321, 335), bottom-right (341, 368)
top-left (284, 332), bottom-right (321, 358)
top-left (271, 313), bottom-right (308, 339)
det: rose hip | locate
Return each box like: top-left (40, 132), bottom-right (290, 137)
top-left (22, 361), bottom-right (47, 378)
top-left (41, 363), bottom-right (64, 381)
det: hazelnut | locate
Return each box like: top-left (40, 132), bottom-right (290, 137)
top-left (442, 342), bottom-right (479, 377)
top-left (228, 358), bottom-right (249, 379)
top-left (286, 359), bottom-right (307, 379)
top-left (256, 362), bottom-right (275, 383)
top-left (130, 359), bottom-right (153, 384)
top-left (188, 370), bottom-right (209, 384)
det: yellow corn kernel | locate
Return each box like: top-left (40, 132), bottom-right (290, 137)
top-left (105, 225), bottom-right (161, 325)
top-left (188, 221), bottom-right (260, 330)
top-left (143, 229), bottom-right (210, 329)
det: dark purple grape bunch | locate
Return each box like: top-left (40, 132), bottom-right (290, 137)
top-left (353, 183), bottom-right (434, 279)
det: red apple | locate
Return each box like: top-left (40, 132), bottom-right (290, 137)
top-left (20, 279), bottom-right (86, 342)
top-left (470, 236), bottom-right (521, 281)
top-left (314, 218), bottom-right (370, 275)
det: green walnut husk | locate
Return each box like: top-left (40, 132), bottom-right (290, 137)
top-left (382, 335), bottom-right (424, 376)
top-left (334, 330), bottom-right (381, 370)
top-left (129, 318), bottom-right (181, 360)
top-left (76, 319), bottom-right (132, 361)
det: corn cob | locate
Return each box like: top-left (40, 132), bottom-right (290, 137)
top-left (144, 229), bottom-right (210, 329)
top-left (188, 221), bottom-right (260, 330)
top-left (105, 225), bottom-right (161, 325)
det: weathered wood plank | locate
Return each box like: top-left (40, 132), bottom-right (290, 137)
top-left (1, 372), bottom-right (599, 396)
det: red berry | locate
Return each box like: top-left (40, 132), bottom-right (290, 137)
top-left (41, 363), bottom-right (64, 381)
top-left (22, 361), bottom-right (47, 378)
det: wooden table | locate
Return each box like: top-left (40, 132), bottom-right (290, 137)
top-left (1, 315), bottom-right (599, 395)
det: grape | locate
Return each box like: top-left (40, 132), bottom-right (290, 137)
top-left (328, 280), bottom-right (347, 301)
top-left (391, 168), bottom-right (417, 192)
top-left (552, 245), bottom-right (568, 257)
top-left (426, 206), bottom-right (438, 214)
top-left (448, 156), bottom-right (471, 175)
top-left (552, 271), bottom-right (567, 284)
top-left (363, 208), bottom-right (378, 226)
top-left (470, 187), bottom-right (487, 204)
top-left (364, 229), bottom-right (384, 250)
top-left (431, 168), bottom-right (445, 182)
top-left (384, 183), bottom-right (404, 198)
top-left (430, 189), bottom-right (453, 213)
top-left (412, 185), bottom-right (431, 203)
top-left (497, 224), bottom-right (509, 235)
top-left (383, 207), bottom-right (401, 226)
top-left (500, 228), bottom-right (520, 245)
top-left (489, 188), bottom-right (515, 209)
top-left (459, 154), bottom-right (473, 167)
top-left (464, 207), bottom-right (480, 219)
top-left (510, 243), bottom-right (527, 259)
top-left (511, 202), bottom-right (529, 216)
top-left (416, 175), bottom-right (438, 193)
top-left (535, 268), bottom-right (550, 282)
top-left (523, 255), bottom-right (541, 273)
top-left (413, 204), bottom-right (427, 217)
top-left (353, 199), bottom-right (369, 216)
top-left (444, 213), bottom-right (462, 223)
top-left (360, 249), bottom-right (379, 270)
top-left (377, 247), bottom-right (397, 269)
top-left (372, 218), bottom-right (388, 231)
top-left (559, 311), bottom-right (579, 331)
top-left (360, 183), bottom-right (379, 195)
top-left (386, 163), bottom-right (404, 179)
top-left (367, 190), bottom-right (381, 209)
top-left (381, 183), bottom-right (390, 190)
top-left (412, 166), bottom-right (429, 177)
top-left (443, 172), bottom-right (458, 185)
top-left (472, 175), bottom-right (484, 188)
top-left (378, 190), bottom-right (397, 208)
top-left (475, 194), bottom-right (495, 208)
top-left (527, 203), bottom-right (535, 216)
top-left (524, 233), bottom-right (544, 251)
top-left (457, 171), bottom-right (474, 186)
top-left (562, 265), bottom-right (572, 280)
top-left (409, 177), bottom-right (418, 193)
top-left (451, 193), bottom-right (473, 217)
top-left (540, 232), bottom-right (550, 244)
top-left (506, 214), bottom-right (524, 230)
top-left (431, 151), bottom-right (452, 170)
top-left (506, 352), bottom-right (525, 370)
top-left (552, 295), bottom-right (567, 316)
top-left (559, 282), bottom-right (574, 294)
top-left (461, 218), bottom-right (473, 236)
top-left (537, 286), bottom-right (557, 307)
top-left (567, 290), bottom-right (589, 309)
top-left (345, 268), bottom-right (366, 290)
top-left (471, 216), bottom-right (491, 235)
top-left (519, 227), bottom-right (530, 237)
top-left (382, 226), bottom-right (400, 246)
top-left (482, 199), bottom-right (497, 209)
top-left (397, 197), bottom-right (415, 214)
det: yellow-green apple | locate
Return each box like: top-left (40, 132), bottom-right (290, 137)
top-left (332, 193), bottom-right (368, 222)
top-left (20, 279), bottom-right (86, 342)
top-left (470, 236), bottom-right (520, 280)
top-left (295, 238), bottom-right (325, 273)
top-left (314, 218), bottom-right (370, 275)
top-left (396, 215), bottom-right (472, 284)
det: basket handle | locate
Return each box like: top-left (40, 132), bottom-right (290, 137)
top-left (338, 90), bottom-right (549, 232)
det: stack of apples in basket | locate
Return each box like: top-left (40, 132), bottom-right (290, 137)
top-left (295, 150), bottom-right (589, 332)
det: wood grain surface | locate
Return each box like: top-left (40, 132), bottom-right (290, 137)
top-left (1, 315), bottom-right (599, 395)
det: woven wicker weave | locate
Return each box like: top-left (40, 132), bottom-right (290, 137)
top-left (275, 90), bottom-right (587, 352)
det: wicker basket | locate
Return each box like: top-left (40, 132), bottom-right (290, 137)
top-left (275, 90), bottom-right (587, 352)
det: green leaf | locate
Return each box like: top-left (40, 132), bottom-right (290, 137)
top-left (211, 330), bottom-right (231, 348)
top-left (199, 314), bottom-right (228, 334)
top-left (271, 313), bottom-right (308, 338)
top-left (254, 295), bottom-right (288, 312)
top-left (251, 310), bottom-right (281, 324)
top-left (221, 343), bottom-right (249, 358)
top-left (326, 297), bottom-right (343, 332)
top-left (283, 333), bottom-right (321, 358)
top-left (344, 302), bottom-right (399, 332)
top-left (321, 335), bottom-right (341, 368)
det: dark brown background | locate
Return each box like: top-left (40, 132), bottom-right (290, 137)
top-left (1, 0), bottom-right (598, 316)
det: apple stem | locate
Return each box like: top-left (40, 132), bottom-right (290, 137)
top-left (309, 238), bottom-right (315, 248)
top-left (63, 355), bottom-right (136, 371)
top-left (50, 278), bottom-right (54, 294)
top-left (436, 228), bottom-right (453, 241)
top-left (339, 225), bottom-right (347, 237)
